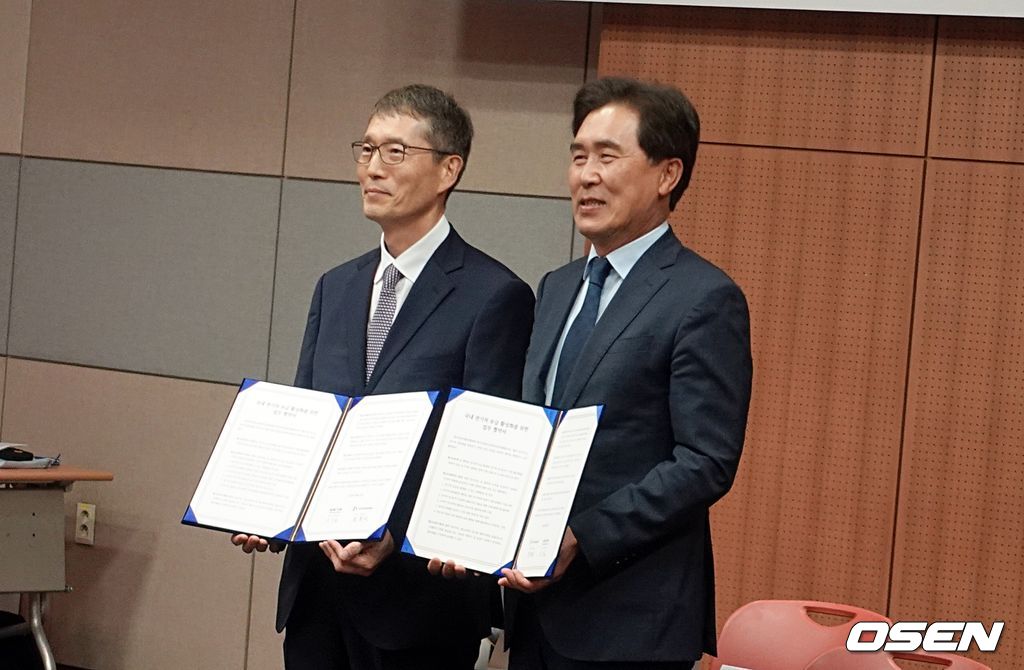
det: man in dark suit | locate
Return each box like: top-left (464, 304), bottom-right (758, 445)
top-left (498, 77), bottom-right (753, 668)
top-left (233, 84), bottom-right (534, 669)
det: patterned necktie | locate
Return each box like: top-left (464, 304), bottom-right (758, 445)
top-left (552, 256), bottom-right (612, 406)
top-left (365, 263), bottom-right (403, 383)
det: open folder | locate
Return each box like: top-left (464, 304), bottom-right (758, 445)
top-left (402, 389), bottom-right (602, 578)
top-left (182, 379), bottom-right (438, 543)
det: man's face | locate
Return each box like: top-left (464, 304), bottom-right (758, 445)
top-left (568, 104), bottom-right (677, 254)
top-left (357, 113), bottom-right (450, 227)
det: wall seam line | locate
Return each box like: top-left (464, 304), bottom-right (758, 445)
top-left (886, 12), bottom-right (941, 620)
top-left (262, 0), bottom-right (300, 389)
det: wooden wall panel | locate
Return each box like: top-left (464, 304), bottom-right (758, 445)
top-left (22, 0), bottom-right (293, 174)
top-left (599, 5), bottom-right (933, 155)
top-left (676, 145), bottom-right (921, 621)
top-left (931, 17), bottom-right (1024, 163)
top-left (893, 160), bottom-right (1024, 668)
top-left (284, 0), bottom-right (587, 197)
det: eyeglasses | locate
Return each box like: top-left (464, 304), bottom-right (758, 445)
top-left (351, 141), bottom-right (450, 165)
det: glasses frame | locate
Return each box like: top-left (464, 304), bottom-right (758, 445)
top-left (351, 141), bottom-right (451, 165)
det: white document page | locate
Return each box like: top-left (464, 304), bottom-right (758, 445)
top-left (299, 391), bottom-right (435, 542)
top-left (188, 381), bottom-right (345, 538)
top-left (404, 391), bottom-right (554, 574)
top-left (514, 405), bottom-right (600, 577)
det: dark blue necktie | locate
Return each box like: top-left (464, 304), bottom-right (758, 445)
top-left (552, 256), bottom-right (612, 406)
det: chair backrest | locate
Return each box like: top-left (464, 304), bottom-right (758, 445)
top-left (709, 600), bottom-right (891, 670)
top-left (806, 647), bottom-right (992, 670)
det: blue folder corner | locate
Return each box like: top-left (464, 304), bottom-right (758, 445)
top-left (544, 558), bottom-right (557, 578)
top-left (368, 524), bottom-right (387, 541)
top-left (427, 390), bottom-right (440, 405)
top-left (401, 537), bottom-right (416, 555)
top-left (239, 378), bottom-right (259, 393)
top-left (493, 560), bottom-right (514, 576)
top-left (273, 525), bottom-right (300, 542)
top-left (338, 394), bottom-right (354, 410)
top-left (448, 388), bottom-right (466, 402)
top-left (182, 506), bottom-right (198, 525)
top-left (544, 408), bottom-right (560, 427)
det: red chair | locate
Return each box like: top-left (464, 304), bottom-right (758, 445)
top-left (806, 647), bottom-right (991, 669)
top-left (709, 600), bottom-right (891, 670)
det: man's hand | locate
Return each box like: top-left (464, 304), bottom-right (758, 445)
top-left (426, 557), bottom-right (474, 579)
top-left (319, 530), bottom-right (395, 576)
top-left (231, 534), bottom-right (285, 554)
top-left (499, 527), bottom-right (578, 593)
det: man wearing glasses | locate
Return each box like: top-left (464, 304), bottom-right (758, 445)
top-left (233, 84), bottom-right (534, 669)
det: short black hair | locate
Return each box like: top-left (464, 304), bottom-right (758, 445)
top-left (372, 84), bottom-right (473, 197)
top-left (572, 77), bottom-right (700, 210)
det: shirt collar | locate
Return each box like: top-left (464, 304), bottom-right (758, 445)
top-left (586, 222), bottom-right (669, 280)
top-left (375, 215), bottom-right (451, 284)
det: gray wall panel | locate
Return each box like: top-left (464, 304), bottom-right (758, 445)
top-left (0, 155), bottom-right (18, 353)
top-left (10, 159), bottom-right (278, 382)
top-left (268, 179), bottom-right (380, 384)
top-left (446, 190), bottom-right (573, 289)
top-left (268, 180), bottom-right (574, 384)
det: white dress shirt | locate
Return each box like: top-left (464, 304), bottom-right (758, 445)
top-left (367, 215), bottom-right (451, 337)
top-left (543, 222), bottom-right (670, 405)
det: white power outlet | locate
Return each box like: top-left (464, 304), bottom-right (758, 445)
top-left (76, 502), bottom-right (96, 546)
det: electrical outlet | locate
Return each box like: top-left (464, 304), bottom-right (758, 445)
top-left (76, 502), bottom-right (96, 546)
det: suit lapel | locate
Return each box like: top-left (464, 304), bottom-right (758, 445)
top-left (559, 231), bottom-right (681, 408)
top-left (526, 258), bottom-right (587, 402)
top-left (344, 252), bottom-right (379, 388)
top-left (364, 230), bottom-right (463, 392)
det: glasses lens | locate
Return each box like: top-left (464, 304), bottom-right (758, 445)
top-left (352, 142), bottom-right (373, 163)
top-left (378, 143), bottom-right (407, 165)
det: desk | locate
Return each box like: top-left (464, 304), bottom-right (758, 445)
top-left (0, 466), bottom-right (113, 670)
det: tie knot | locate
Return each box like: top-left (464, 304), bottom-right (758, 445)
top-left (381, 263), bottom-right (402, 290)
top-left (588, 257), bottom-right (612, 288)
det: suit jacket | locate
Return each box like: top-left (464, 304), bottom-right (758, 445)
top-left (509, 229), bottom-right (752, 662)
top-left (276, 227), bottom-right (535, 650)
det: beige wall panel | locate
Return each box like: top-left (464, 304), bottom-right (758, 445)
top-left (678, 145), bottom-right (921, 623)
top-left (0, 0), bottom-right (30, 154)
top-left (599, 6), bottom-right (933, 155)
top-left (931, 17), bottom-right (1024, 163)
top-left (1, 360), bottom-right (250, 669)
top-left (284, 0), bottom-right (588, 197)
top-left (22, 0), bottom-right (292, 174)
top-left (893, 160), bottom-right (1024, 669)
top-left (247, 553), bottom-right (286, 670)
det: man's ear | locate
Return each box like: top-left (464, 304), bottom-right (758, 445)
top-left (438, 155), bottom-right (464, 194)
top-left (657, 158), bottom-right (684, 198)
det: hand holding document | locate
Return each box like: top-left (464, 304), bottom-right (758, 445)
top-left (403, 389), bottom-right (601, 578)
top-left (183, 379), bottom-right (437, 543)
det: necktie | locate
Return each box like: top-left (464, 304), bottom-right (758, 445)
top-left (552, 256), bottom-right (612, 406)
top-left (365, 263), bottom-right (402, 383)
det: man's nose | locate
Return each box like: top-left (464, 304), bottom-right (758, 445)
top-left (579, 158), bottom-right (602, 185)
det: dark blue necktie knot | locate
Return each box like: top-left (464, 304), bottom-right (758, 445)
top-left (552, 256), bottom-right (612, 406)
top-left (587, 256), bottom-right (612, 289)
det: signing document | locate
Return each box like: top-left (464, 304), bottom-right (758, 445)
top-left (403, 389), bottom-right (601, 577)
top-left (183, 379), bottom-right (436, 543)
